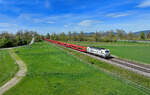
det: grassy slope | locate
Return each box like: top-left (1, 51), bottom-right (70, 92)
top-left (0, 50), bottom-right (18, 86)
top-left (68, 41), bottom-right (150, 64)
top-left (60, 44), bottom-right (150, 89)
top-left (4, 42), bottom-right (146, 95)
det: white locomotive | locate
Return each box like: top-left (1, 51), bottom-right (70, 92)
top-left (87, 47), bottom-right (110, 58)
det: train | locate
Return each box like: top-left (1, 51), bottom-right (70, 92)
top-left (87, 47), bottom-right (110, 58)
top-left (44, 38), bottom-right (110, 58)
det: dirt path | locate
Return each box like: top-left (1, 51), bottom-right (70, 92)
top-left (0, 49), bottom-right (27, 95)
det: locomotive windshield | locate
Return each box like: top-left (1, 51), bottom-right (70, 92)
top-left (105, 51), bottom-right (109, 53)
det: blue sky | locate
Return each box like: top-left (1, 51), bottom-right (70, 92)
top-left (0, 0), bottom-right (150, 34)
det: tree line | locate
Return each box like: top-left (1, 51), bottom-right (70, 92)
top-left (0, 30), bottom-right (42, 48)
top-left (46, 29), bottom-right (150, 42)
top-left (1, 29), bottom-right (150, 48)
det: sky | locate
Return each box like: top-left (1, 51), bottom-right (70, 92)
top-left (0, 0), bottom-right (150, 34)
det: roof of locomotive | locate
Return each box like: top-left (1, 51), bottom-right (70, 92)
top-left (89, 47), bottom-right (106, 50)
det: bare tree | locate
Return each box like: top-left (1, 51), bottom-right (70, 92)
top-left (72, 31), bottom-right (78, 41)
top-left (116, 29), bottom-right (126, 40)
top-left (146, 32), bottom-right (150, 39)
top-left (107, 30), bottom-right (115, 40)
top-left (68, 31), bottom-right (72, 41)
top-left (128, 32), bottom-right (135, 40)
top-left (78, 31), bottom-right (85, 41)
top-left (93, 31), bottom-right (101, 42)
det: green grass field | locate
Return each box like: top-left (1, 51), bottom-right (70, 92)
top-left (68, 41), bottom-right (150, 64)
top-left (4, 42), bottom-right (148, 95)
top-left (0, 50), bottom-right (18, 86)
top-left (60, 44), bottom-right (150, 89)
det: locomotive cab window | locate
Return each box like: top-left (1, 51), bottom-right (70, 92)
top-left (105, 51), bottom-right (109, 53)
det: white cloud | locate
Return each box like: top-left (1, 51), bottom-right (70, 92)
top-left (17, 13), bottom-right (56, 24)
top-left (137, 0), bottom-right (150, 8)
top-left (0, 23), bottom-right (17, 27)
top-left (64, 23), bottom-right (75, 28)
top-left (64, 25), bottom-right (69, 28)
top-left (78, 20), bottom-right (100, 27)
top-left (107, 13), bottom-right (131, 18)
top-left (33, 18), bottom-right (56, 24)
top-left (46, 21), bottom-right (55, 24)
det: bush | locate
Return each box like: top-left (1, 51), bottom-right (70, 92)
top-left (0, 31), bottom-right (42, 48)
top-left (0, 37), bottom-right (14, 48)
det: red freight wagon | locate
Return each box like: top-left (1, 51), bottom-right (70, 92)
top-left (44, 38), bottom-right (87, 52)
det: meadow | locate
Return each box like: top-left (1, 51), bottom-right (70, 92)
top-left (0, 50), bottom-right (18, 86)
top-left (4, 42), bottom-right (148, 95)
top-left (68, 41), bottom-right (150, 64)
top-left (61, 44), bottom-right (150, 89)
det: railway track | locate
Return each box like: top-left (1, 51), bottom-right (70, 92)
top-left (44, 39), bottom-right (150, 78)
top-left (109, 58), bottom-right (150, 73)
top-left (87, 54), bottom-right (150, 77)
top-left (59, 45), bottom-right (150, 78)
top-left (89, 54), bottom-right (150, 77)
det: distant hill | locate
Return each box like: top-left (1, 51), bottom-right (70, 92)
top-left (83, 30), bottom-right (150, 36)
top-left (76, 30), bottom-right (150, 36)
top-left (84, 32), bottom-right (95, 36)
top-left (134, 30), bottom-right (150, 35)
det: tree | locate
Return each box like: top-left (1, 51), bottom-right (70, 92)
top-left (16, 30), bottom-right (23, 37)
top-left (51, 33), bottom-right (58, 40)
top-left (140, 32), bottom-right (145, 40)
top-left (46, 33), bottom-right (50, 39)
top-left (78, 31), bottom-right (84, 41)
top-left (128, 32), bottom-right (135, 40)
top-left (23, 30), bottom-right (33, 44)
top-left (92, 31), bottom-right (101, 42)
top-left (68, 31), bottom-right (72, 41)
top-left (59, 32), bottom-right (67, 41)
top-left (16, 35), bottom-right (23, 45)
top-left (116, 29), bottom-right (126, 40)
top-left (108, 30), bottom-right (115, 40)
top-left (16, 31), bottom-right (24, 45)
top-left (0, 30), bottom-right (41, 48)
top-left (146, 32), bottom-right (150, 39)
top-left (72, 32), bottom-right (78, 41)
top-left (0, 37), bottom-right (13, 48)
top-left (35, 33), bottom-right (42, 42)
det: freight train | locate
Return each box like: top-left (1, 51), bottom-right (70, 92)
top-left (44, 39), bottom-right (110, 58)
